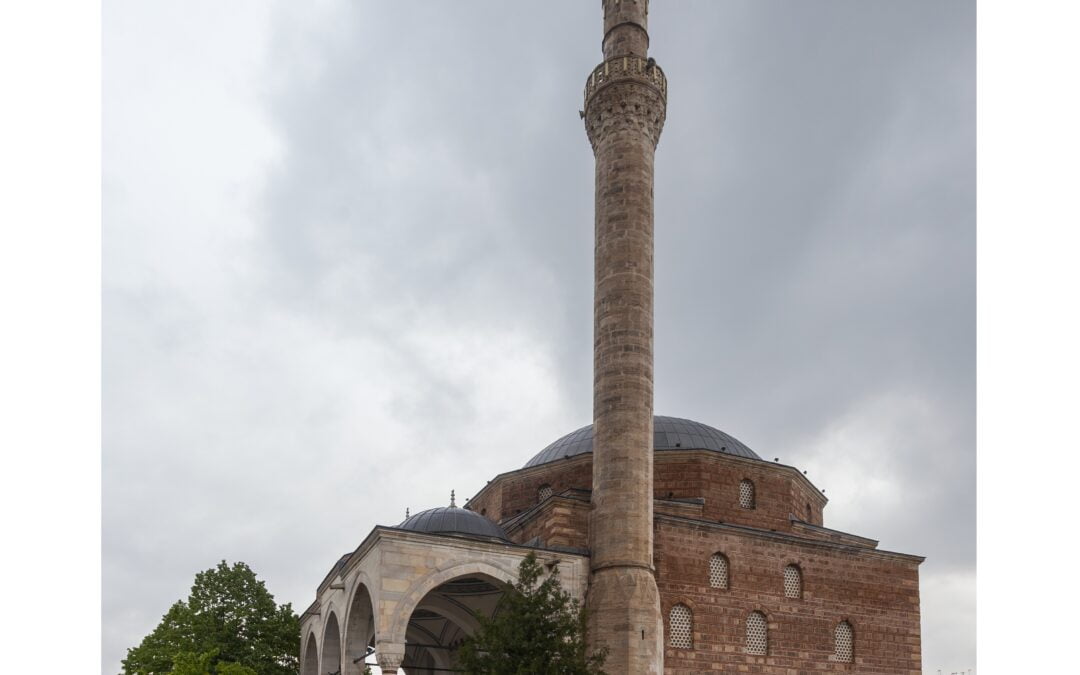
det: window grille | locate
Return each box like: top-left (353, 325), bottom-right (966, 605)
top-left (708, 553), bottom-right (729, 589)
top-left (669, 604), bottom-right (692, 649)
top-left (783, 564), bottom-right (802, 599)
top-left (746, 611), bottom-right (767, 655)
top-left (538, 484), bottom-right (553, 502)
top-left (739, 479), bottom-right (755, 509)
top-left (834, 621), bottom-right (854, 662)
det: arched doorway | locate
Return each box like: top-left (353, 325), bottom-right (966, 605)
top-left (400, 574), bottom-right (508, 674)
top-left (322, 612), bottom-right (341, 674)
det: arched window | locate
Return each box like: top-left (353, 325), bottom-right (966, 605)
top-left (669, 604), bottom-right (693, 649)
top-left (538, 484), bottom-right (553, 502)
top-left (783, 564), bottom-right (802, 599)
top-left (834, 621), bottom-right (854, 662)
top-left (708, 553), bottom-right (729, 589)
top-left (739, 479), bottom-right (756, 509)
top-left (746, 611), bottom-right (767, 655)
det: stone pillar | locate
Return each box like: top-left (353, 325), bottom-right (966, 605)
top-left (583, 1), bottom-right (666, 672)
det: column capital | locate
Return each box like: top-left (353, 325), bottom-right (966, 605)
top-left (375, 640), bottom-right (405, 671)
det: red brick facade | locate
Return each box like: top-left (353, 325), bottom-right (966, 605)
top-left (656, 517), bottom-right (920, 674)
top-left (465, 449), bottom-right (923, 674)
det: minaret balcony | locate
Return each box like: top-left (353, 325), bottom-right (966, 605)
top-left (583, 55), bottom-right (667, 109)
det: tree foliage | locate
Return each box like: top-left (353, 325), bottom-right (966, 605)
top-left (455, 553), bottom-right (606, 675)
top-left (122, 561), bottom-right (299, 675)
top-left (165, 649), bottom-right (256, 675)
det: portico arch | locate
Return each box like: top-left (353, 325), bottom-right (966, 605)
top-left (388, 560), bottom-right (517, 644)
top-left (344, 582), bottom-right (375, 675)
top-left (322, 611), bottom-right (341, 675)
top-left (302, 632), bottom-right (319, 675)
top-left (390, 564), bottom-right (516, 673)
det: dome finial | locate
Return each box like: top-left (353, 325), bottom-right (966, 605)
top-left (450, 489), bottom-right (456, 507)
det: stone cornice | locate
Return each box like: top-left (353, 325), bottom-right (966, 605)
top-left (655, 513), bottom-right (925, 564)
top-left (790, 518), bottom-right (880, 548)
top-left (326, 525), bottom-right (590, 595)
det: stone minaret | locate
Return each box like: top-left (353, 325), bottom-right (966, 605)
top-left (583, 0), bottom-right (666, 672)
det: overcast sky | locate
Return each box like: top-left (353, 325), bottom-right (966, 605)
top-left (103, 1), bottom-right (974, 672)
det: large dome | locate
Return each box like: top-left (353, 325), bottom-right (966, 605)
top-left (397, 506), bottom-right (509, 541)
top-left (524, 415), bottom-right (761, 468)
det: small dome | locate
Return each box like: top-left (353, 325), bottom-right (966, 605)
top-left (398, 506), bottom-right (509, 541)
top-left (524, 415), bottom-right (761, 468)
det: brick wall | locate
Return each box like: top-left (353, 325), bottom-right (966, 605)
top-left (466, 455), bottom-right (592, 524)
top-left (654, 452), bottom-right (827, 531)
top-left (504, 496), bottom-right (590, 551)
top-left (655, 517), bottom-right (921, 674)
top-left (469, 451), bottom-right (826, 534)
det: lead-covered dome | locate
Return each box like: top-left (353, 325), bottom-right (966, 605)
top-left (398, 506), bottom-right (509, 541)
top-left (524, 415), bottom-right (761, 468)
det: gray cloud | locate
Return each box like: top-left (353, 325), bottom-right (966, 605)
top-left (104, 1), bottom-right (974, 672)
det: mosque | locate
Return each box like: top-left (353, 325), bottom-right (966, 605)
top-left (299, 2), bottom-right (923, 673)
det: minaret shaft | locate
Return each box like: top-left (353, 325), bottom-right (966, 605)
top-left (584, 1), bottom-right (666, 672)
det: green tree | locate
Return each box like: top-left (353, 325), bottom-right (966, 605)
top-left (455, 553), bottom-right (606, 675)
top-left (166, 649), bottom-right (256, 675)
top-left (122, 561), bottom-right (299, 675)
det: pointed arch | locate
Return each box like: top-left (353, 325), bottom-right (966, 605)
top-left (343, 581), bottom-right (375, 675)
top-left (301, 631), bottom-right (319, 675)
top-left (388, 560), bottom-right (517, 644)
top-left (739, 478), bottom-right (756, 509)
top-left (321, 611), bottom-right (341, 675)
top-left (783, 563), bottom-right (803, 599)
top-left (746, 610), bottom-right (768, 655)
top-left (708, 552), bottom-right (729, 589)
top-left (538, 484), bottom-right (553, 503)
top-left (668, 603), bottom-right (693, 649)
top-left (834, 620), bottom-right (854, 662)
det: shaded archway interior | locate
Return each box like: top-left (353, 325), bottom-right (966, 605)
top-left (400, 575), bottom-right (507, 674)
